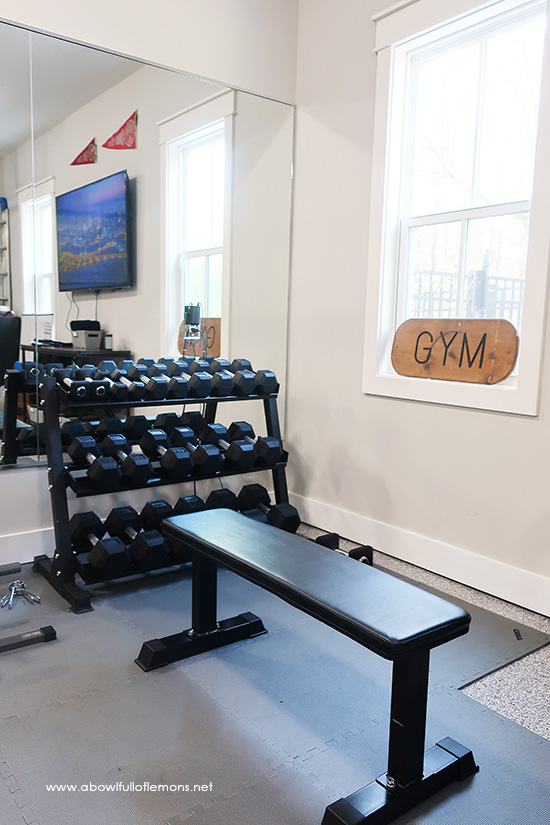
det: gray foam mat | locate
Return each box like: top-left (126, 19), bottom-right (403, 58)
top-left (0, 561), bottom-right (548, 825)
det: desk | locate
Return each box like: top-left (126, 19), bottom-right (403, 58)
top-left (21, 344), bottom-right (132, 368)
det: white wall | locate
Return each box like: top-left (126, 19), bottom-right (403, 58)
top-left (3, 0), bottom-right (549, 617)
top-left (0, 0), bottom-right (298, 103)
top-left (29, 65), bottom-right (216, 357)
top-left (286, 0), bottom-right (550, 615)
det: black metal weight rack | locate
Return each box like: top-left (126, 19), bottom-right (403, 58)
top-left (33, 374), bottom-right (289, 613)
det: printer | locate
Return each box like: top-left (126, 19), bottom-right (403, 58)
top-left (70, 320), bottom-right (103, 350)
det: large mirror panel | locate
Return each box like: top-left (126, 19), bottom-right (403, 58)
top-left (0, 24), bottom-right (33, 464)
top-left (0, 23), bottom-right (293, 467)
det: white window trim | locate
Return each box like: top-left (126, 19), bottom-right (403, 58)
top-left (364, 0), bottom-right (550, 415)
top-left (158, 91), bottom-right (234, 357)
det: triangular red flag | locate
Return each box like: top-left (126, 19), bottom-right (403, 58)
top-left (102, 110), bottom-right (138, 150)
top-left (70, 138), bottom-right (97, 166)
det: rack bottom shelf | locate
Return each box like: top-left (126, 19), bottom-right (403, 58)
top-left (33, 551), bottom-right (192, 613)
top-left (33, 555), bottom-right (93, 613)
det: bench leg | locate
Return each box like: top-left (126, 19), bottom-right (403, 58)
top-left (322, 651), bottom-right (478, 825)
top-left (135, 554), bottom-right (267, 671)
top-left (387, 652), bottom-right (430, 788)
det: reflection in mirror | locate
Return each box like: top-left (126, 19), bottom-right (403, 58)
top-left (1, 23), bottom-right (293, 467)
top-left (0, 23), bottom-right (33, 466)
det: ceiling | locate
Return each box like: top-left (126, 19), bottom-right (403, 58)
top-left (0, 23), bottom-right (141, 158)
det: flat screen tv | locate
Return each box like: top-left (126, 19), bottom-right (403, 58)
top-left (56, 170), bottom-right (133, 292)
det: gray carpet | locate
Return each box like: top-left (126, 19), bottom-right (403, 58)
top-left (0, 562), bottom-right (549, 825)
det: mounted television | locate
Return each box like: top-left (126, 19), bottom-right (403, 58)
top-left (56, 170), bottom-right (133, 292)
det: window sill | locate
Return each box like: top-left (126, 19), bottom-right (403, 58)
top-left (362, 369), bottom-right (538, 416)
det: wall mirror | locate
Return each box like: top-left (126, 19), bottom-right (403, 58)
top-left (0, 21), bottom-right (294, 468)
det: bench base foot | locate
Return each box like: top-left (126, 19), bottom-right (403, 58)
top-left (135, 611), bottom-right (267, 671)
top-left (322, 737), bottom-right (478, 825)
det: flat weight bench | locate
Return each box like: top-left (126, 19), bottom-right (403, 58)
top-left (136, 509), bottom-right (478, 825)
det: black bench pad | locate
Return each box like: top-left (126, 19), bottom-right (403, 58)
top-left (163, 509), bottom-right (470, 660)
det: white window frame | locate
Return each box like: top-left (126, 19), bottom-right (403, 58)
top-left (364, 0), bottom-right (550, 415)
top-left (17, 177), bottom-right (56, 316)
top-left (158, 91), bottom-right (234, 357)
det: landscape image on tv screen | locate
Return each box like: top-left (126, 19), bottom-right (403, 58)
top-left (56, 170), bottom-right (131, 291)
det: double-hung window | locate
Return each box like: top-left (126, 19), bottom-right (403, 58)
top-left (178, 121), bottom-right (225, 319)
top-left (18, 178), bottom-right (55, 315)
top-left (364, 0), bottom-right (549, 414)
top-left (160, 93), bottom-right (233, 356)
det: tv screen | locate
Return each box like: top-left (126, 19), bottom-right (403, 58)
top-left (56, 170), bottom-right (133, 292)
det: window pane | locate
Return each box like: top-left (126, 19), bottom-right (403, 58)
top-left (34, 197), bottom-right (53, 276)
top-left (405, 222), bottom-right (461, 318)
top-left (183, 134), bottom-right (224, 251)
top-left (207, 253), bottom-right (223, 317)
top-left (463, 213), bottom-right (529, 330)
top-left (476, 17), bottom-right (544, 205)
top-left (183, 256), bottom-right (206, 307)
top-left (410, 43), bottom-right (479, 215)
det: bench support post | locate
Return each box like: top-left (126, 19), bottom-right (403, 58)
top-left (192, 555), bottom-right (218, 633)
top-left (322, 652), bottom-right (478, 825)
top-left (135, 553), bottom-right (267, 671)
top-left (387, 652), bottom-right (429, 788)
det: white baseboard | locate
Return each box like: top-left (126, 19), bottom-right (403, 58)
top-left (3, 497), bottom-right (549, 619)
top-left (290, 492), bottom-right (550, 618)
top-left (0, 526), bottom-right (55, 567)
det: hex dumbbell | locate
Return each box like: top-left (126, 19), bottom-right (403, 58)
top-left (209, 358), bottom-right (257, 396)
top-left (54, 367), bottom-right (91, 401)
top-left (236, 483), bottom-right (300, 533)
top-left (69, 511), bottom-right (131, 579)
top-left (227, 421), bottom-right (283, 467)
top-left (200, 423), bottom-right (257, 470)
top-left (169, 426), bottom-right (223, 475)
top-left (139, 429), bottom-right (193, 481)
top-left (67, 435), bottom-right (123, 491)
top-left (101, 434), bottom-right (154, 487)
top-left (206, 488), bottom-right (239, 510)
top-left (104, 506), bottom-right (169, 572)
top-left (73, 366), bottom-right (111, 401)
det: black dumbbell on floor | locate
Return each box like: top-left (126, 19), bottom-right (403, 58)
top-left (69, 511), bottom-right (131, 579)
top-left (227, 421), bottom-right (283, 467)
top-left (101, 434), bottom-right (154, 487)
top-left (313, 532), bottom-right (374, 566)
top-left (200, 423), bottom-right (257, 470)
top-left (139, 429), bottom-right (193, 481)
top-left (104, 506), bottom-right (169, 572)
top-left (67, 435), bottom-right (123, 491)
top-left (236, 483), bottom-right (301, 533)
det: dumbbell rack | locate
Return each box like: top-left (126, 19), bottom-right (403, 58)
top-left (33, 374), bottom-right (289, 613)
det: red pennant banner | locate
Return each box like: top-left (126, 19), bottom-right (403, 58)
top-left (70, 138), bottom-right (97, 166)
top-left (102, 110), bottom-right (138, 150)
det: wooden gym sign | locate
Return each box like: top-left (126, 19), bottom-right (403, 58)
top-left (391, 318), bottom-right (519, 384)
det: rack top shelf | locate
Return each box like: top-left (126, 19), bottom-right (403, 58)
top-left (54, 389), bottom-right (278, 411)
